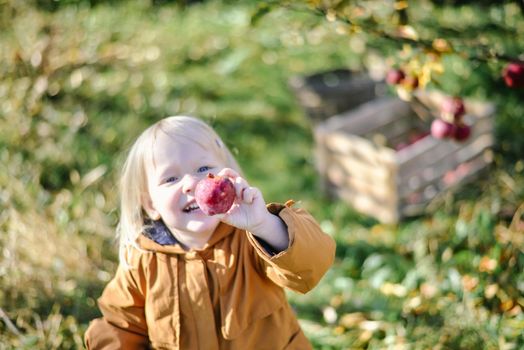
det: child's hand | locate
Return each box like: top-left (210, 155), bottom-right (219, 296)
top-left (215, 168), bottom-right (269, 233)
top-left (216, 168), bottom-right (289, 252)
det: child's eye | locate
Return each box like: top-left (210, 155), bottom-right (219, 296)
top-left (165, 176), bottom-right (179, 183)
top-left (197, 166), bottom-right (212, 173)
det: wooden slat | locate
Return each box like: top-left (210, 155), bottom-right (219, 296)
top-left (369, 115), bottom-right (413, 142)
top-left (465, 101), bottom-right (496, 118)
top-left (388, 131), bottom-right (431, 152)
top-left (400, 152), bottom-right (492, 216)
top-left (334, 186), bottom-right (399, 224)
top-left (318, 97), bottom-right (411, 136)
top-left (323, 147), bottom-right (400, 223)
top-left (327, 154), bottom-right (390, 181)
top-left (367, 111), bottom-right (431, 149)
top-left (399, 134), bottom-right (493, 198)
top-left (341, 98), bottom-right (411, 136)
top-left (314, 104), bottom-right (401, 223)
top-left (325, 164), bottom-right (396, 203)
top-left (412, 90), bottom-right (447, 112)
top-left (322, 132), bottom-right (397, 167)
top-left (437, 150), bottom-right (493, 189)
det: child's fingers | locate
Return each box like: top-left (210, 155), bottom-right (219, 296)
top-left (241, 187), bottom-right (259, 204)
top-left (216, 168), bottom-right (247, 200)
top-left (216, 168), bottom-right (262, 205)
top-left (217, 167), bottom-right (240, 180)
top-left (233, 176), bottom-right (250, 200)
top-left (213, 213), bottom-right (226, 220)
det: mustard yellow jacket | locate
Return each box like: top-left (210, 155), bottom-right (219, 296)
top-left (84, 203), bottom-right (336, 349)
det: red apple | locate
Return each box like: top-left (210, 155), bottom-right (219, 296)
top-left (386, 69), bottom-right (405, 85)
top-left (431, 119), bottom-right (455, 139)
top-left (503, 62), bottom-right (524, 88)
top-left (195, 174), bottom-right (236, 216)
top-left (453, 123), bottom-right (471, 142)
top-left (441, 96), bottom-right (466, 121)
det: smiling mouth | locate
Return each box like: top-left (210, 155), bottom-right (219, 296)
top-left (183, 202), bottom-right (200, 213)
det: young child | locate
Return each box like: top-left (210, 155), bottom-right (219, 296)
top-left (84, 116), bottom-right (336, 349)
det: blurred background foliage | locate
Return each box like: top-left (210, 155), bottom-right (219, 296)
top-left (0, 0), bottom-right (523, 349)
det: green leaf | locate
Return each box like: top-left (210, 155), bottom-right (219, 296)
top-left (251, 3), bottom-right (272, 25)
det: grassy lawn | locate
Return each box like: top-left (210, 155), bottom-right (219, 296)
top-left (1, 1), bottom-right (523, 349)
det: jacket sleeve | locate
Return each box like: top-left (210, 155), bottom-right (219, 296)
top-left (246, 203), bottom-right (336, 294)
top-left (88, 250), bottom-right (150, 349)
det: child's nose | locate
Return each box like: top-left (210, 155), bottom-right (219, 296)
top-left (181, 174), bottom-right (198, 194)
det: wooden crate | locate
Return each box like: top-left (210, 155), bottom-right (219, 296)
top-left (289, 69), bottom-right (386, 124)
top-left (314, 90), bottom-right (496, 223)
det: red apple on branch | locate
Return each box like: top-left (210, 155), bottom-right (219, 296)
top-left (386, 69), bottom-right (406, 85)
top-left (503, 62), bottom-right (524, 88)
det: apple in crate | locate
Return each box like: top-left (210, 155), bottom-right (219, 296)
top-left (431, 119), bottom-right (455, 139)
top-left (441, 96), bottom-right (465, 120)
top-left (195, 174), bottom-right (236, 216)
top-left (453, 123), bottom-right (471, 142)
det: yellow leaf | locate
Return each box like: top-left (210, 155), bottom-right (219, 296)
top-left (508, 305), bottom-right (522, 316)
top-left (419, 66), bottom-right (432, 89)
top-left (326, 9), bottom-right (337, 22)
top-left (429, 61), bottom-right (445, 74)
top-left (479, 256), bottom-right (498, 273)
top-left (501, 299), bottom-right (515, 312)
top-left (394, 1), bottom-right (409, 10)
top-left (420, 282), bottom-right (438, 298)
top-left (396, 86), bottom-right (413, 101)
top-left (461, 274), bottom-right (478, 292)
top-left (398, 25), bottom-right (419, 41)
top-left (335, 24), bottom-right (348, 35)
top-left (359, 330), bottom-right (373, 342)
top-left (380, 282), bottom-right (408, 297)
top-left (333, 326), bottom-right (345, 335)
top-left (339, 312), bottom-right (366, 328)
top-left (350, 24), bottom-right (362, 34)
top-left (432, 38), bottom-right (452, 53)
top-left (485, 284), bottom-right (499, 299)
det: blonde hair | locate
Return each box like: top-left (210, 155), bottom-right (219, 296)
top-left (117, 116), bottom-right (241, 266)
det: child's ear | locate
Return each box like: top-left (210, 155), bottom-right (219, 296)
top-left (142, 195), bottom-right (161, 221)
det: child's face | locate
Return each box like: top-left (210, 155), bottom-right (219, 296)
top-left (144, 132), bottom-right (225, 239)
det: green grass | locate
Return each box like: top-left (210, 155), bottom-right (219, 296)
top-left (1, 1), bottom-right (523, 349)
